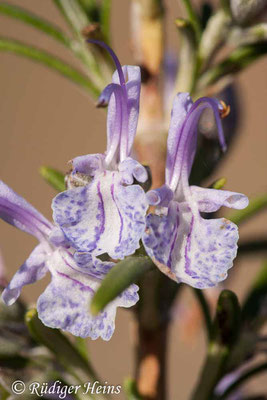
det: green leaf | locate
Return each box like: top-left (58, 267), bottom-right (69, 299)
top-left (181, 0), bottom-right (202, 41)
top-left (91, 257), bottom-right (155, 315)
top-left (210, 177), bottom-right (227, 190)
top-left (76, 0), bottom-right (100, 22)
top-left (53, 0), bottom-right (105, 83)
top-left (0, 37), bottom-right (100, 97)
top-left (124, 377), bottom-right (143, 400)
top-left (198, 42), bottom-right (267, 89)
top-left (40, 166), bottom-right (65, 192)
top-left (242, 261), bottom-right (267, 329)
top-left (194, 289), bottom-right (213, 341)
top-left (191, 291), bottom-right (241, 400)
top-left (0, 381), bottom-right (10, 400)
top-left (53, 0), bottom-right (90, 34)
top-left (228, 193), bottom-right (267, 225)
top-left (100, 0), bottom-right (111, 43)
top-left (213, 290), bottom-right (241, 347)
top-left (25, 309), bottom-right (100, 383)
top-left (0, 3), bottom-right (72, 47)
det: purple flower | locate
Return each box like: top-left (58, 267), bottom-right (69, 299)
top-left (142, 93), bottom-right (249, 288)
top-left (0, 181), bottom-right (139, 340)
top-left (52, 43), bottom-right (148, 260)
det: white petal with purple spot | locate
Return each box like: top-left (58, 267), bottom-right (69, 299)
top-left (52, 170), bottom-right (148, 259)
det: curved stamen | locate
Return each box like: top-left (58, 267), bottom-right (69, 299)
top-left (169, 97), bottom-right (227, 192)
top-left (88, 39), bottom-right (126, 87)
top-left (89, 40), bottom-right (130, 163)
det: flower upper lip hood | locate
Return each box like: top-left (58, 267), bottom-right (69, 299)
top-left (0, 180), bottom-right (139, 340)
top-left (143, 92), bottom-right (249, 289)
top-left (52, 42), bottom-right (149, 260)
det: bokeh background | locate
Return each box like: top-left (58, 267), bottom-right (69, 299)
top-left (0, 1), bottom-right (267, 398)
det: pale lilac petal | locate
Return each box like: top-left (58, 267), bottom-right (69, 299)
top-left (165, 93), bottom-right (193, 185)
top-left (48, 226), bottom-right (70, 248)
top-left (73, 252), bottom-right (114, 279)
top-left (105, 84), bottom-right (127, 165)
top-left (143, 202), bottom-right (180, 281)
top-left (52, 171), bottom-right (148, 259)
top-left (125, 66), bottom-right (141, 153)
top-left (97, 83), bottom-right (121, 107)
top-left (119, 157), bottom-right (148, 184)
top-left (146, 185), bottom-right (174, 207)
top-left (72, 154), bottom-right (105, 176)
top-left (143, 202), bottom-right (239, 288)
top-left (167, 96), bottom-right (226, 191)
top-left (112, 65), bottom-right (141, 155)
top-left (191, 186), bottom-right (249, 213)
top-left (38, 250), bottom-right (138, 340)
top-left (0, 181), bottom-right (52, 240)
top-left (2, 244), bottom-right (47, 305)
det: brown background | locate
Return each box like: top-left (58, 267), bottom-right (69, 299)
top-left (0, 1), bottom-right (267, 398)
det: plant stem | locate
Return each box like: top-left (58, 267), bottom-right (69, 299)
top-left (190, 342), bottom-right (229, 400)
top-left (134, 270), bottom-right (179, 400)
top-left (135, 322), bottom-right (169, 400)
top-left (181, 0), bottom-right (201, 41)
top-left (194, 289), bottom-right (213, 341)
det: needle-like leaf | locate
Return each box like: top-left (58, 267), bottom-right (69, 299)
top-left (91, 257), bottom-right (155, 315)
top-left (40, 166), bottom-right (65, 192)
top-left (0, 37), bottom-right (100, 97)
top-left (0, 3), bottom-right (72, 47)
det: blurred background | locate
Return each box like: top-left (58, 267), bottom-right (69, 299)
top-left (0, 0), bottom-right (267, 398)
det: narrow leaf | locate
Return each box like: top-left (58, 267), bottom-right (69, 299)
top-left (91, 257), bottom-right (155, 315)
top-left (25, 309), bottom-right (99, 382)
top-left (53, 0), bottom-right (104, 81)
top-left (194, 289), bottom-right (213, 341)
top-left (124, 377), bottom-right (143, 400)
top-left (213, 290), bottom-right (241, 347)
top-left (0, 3), bottom-right (71, 47)
top-left (228, 193), bottom-right (267, 225)
top-left (0, 37), bottom-right (100, 97)
top-left (210, 177), bottom-right (227, 190)
top-left (53, 0), bottom-right (90, 34)
top-left (191, 291), bottom-right (241, 400)
top-left (242, 261), bottom-right (267, 328)
top-left (198, 42), bottom-right (267, 89)
top-left (100, 0), bottom-right (111, 43)
top-left (40, 166), bottom-right (65, 192)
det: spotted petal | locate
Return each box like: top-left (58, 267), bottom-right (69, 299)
top-left (52, 170), bottom-right (148, 259)
top-left (191, 186), bottom-right (249, 213)
top-left (2, 244), bottom-right (48, 305)
top-left (37, 250), bottom-right (139, 340)
top-left (143, 201), bottom-right (239, 288)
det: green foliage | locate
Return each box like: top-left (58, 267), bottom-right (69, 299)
top-left (242, 261), bottom-right (267, 329)
top-left (40, 166), bottom-right (65, 192)
top-left (124, 378), bottom-right (143, 400)
top-left (91, 257), bottom-right (155, 315)
top-left (0, 3), bottom-right (71, 47)
top-left (25, 309), bottom-right (100, 383)
top-left (0, 37), bottom-right (100, 97)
